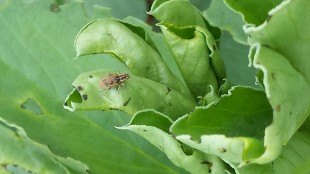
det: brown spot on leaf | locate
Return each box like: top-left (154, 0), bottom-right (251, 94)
top-left (50, 3), bottom-right (60, 12)
top-left (123, 97), bottom-right (131, 106)
top-left (82, 94), bottom-right (88, 100)
top-left (271, 72), bottom-right (277, 80)
top-left (219, 147), bottom-right (227, 153)
top-left (165, 87), bottom-right (172, 95)
top-left (275, 105), bottom-right (281, 112)
top-left (76, 86), bottom-right (83, 91)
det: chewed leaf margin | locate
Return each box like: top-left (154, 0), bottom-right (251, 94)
top-left (171, 86), bottom-right (273, 165)
top-left (117, 109), bottom-right (229, 174)
top-left (0, 117), bottom-right (89, 174)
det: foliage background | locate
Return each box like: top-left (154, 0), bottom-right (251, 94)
top-left (0, 0), bottom-right (256, 173)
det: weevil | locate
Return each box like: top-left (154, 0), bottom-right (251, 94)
top-left (100, 73), bottom-right (130, 90)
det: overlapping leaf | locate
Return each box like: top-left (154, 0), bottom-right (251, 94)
top-left (0, 117), bottom-right (89, 174)
top-left (0, 0), bottom-right (186, 173)
top-left (171, 86), bottom-right (273, 165)
top-left (61, 0), bottom-right (310, 173)
top-left (118, 110), bottom-right (229, 174)
top-left (75, 18), bottom-right (190, 97)
top-left (244, 0), bottom-right (310, 163)
top-left (159, 25), bottom-right (225, 100)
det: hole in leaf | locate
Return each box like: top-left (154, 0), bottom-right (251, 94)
top-left (6, 164), bottom-right (33, 174)
top-left (64, 89), bottom-right (82, 108)
top-left (21, 98), bottom-right (44, 115)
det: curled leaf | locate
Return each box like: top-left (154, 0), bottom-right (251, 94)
top-left (75, 18), bottom-right (190, 97)
top-left (245, 0), bottom-right (310, 163)
top-left (64, 70), bottom-right (196, 120)
top-left (150, 0), bottom-right (221, 40)
top-left (160, 24), bottom-right (226, 100)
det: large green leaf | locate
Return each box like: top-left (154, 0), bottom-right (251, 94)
top-left (0, 0), bottom-right (186, 173)
top-left (235, 118), bottom-right (310, 174)
top-left (0, 117), bottom-right (89, 174)
top-left (245, 0), bottom-right (310, 163)
top-left (171, 86), bottom-right (273, 164)
top-left (64, 70), bottom-right (196, 120)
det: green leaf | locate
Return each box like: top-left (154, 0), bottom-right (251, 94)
top-left (84, 0), bottom-right (147, 20)
top-left (235, 118), bottom-right (310, 174)
top-left (203, 0), bottom-right (247, 44)
top-left (160, 24), bottom-right (225, 100)
top-left (64, 70), bottom-right (196, 120)
top-left (150, 0), bottom-right (206, 28)
top-left (0, 0), bottom-right (186, 173)
top-left (118, 109), bottom-right (229, 174)
top-left (224, 0), bottom-right (283, 25)
top-left (75, 18), bottom-right (191, 97)
top-left (150, 0), bottom-right (221, 40)
top-left (171, 86), bottom-right (273, 164)
top-left (0, 117), bottom-right (89, 174)
top-left (246, 0), bottom-right (310, 163)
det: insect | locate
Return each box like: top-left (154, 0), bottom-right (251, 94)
top-left (99, 73), bottom-right (130, 90)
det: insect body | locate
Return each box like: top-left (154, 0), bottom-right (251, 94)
top-left (100, 73), bottom-right (130, 90)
